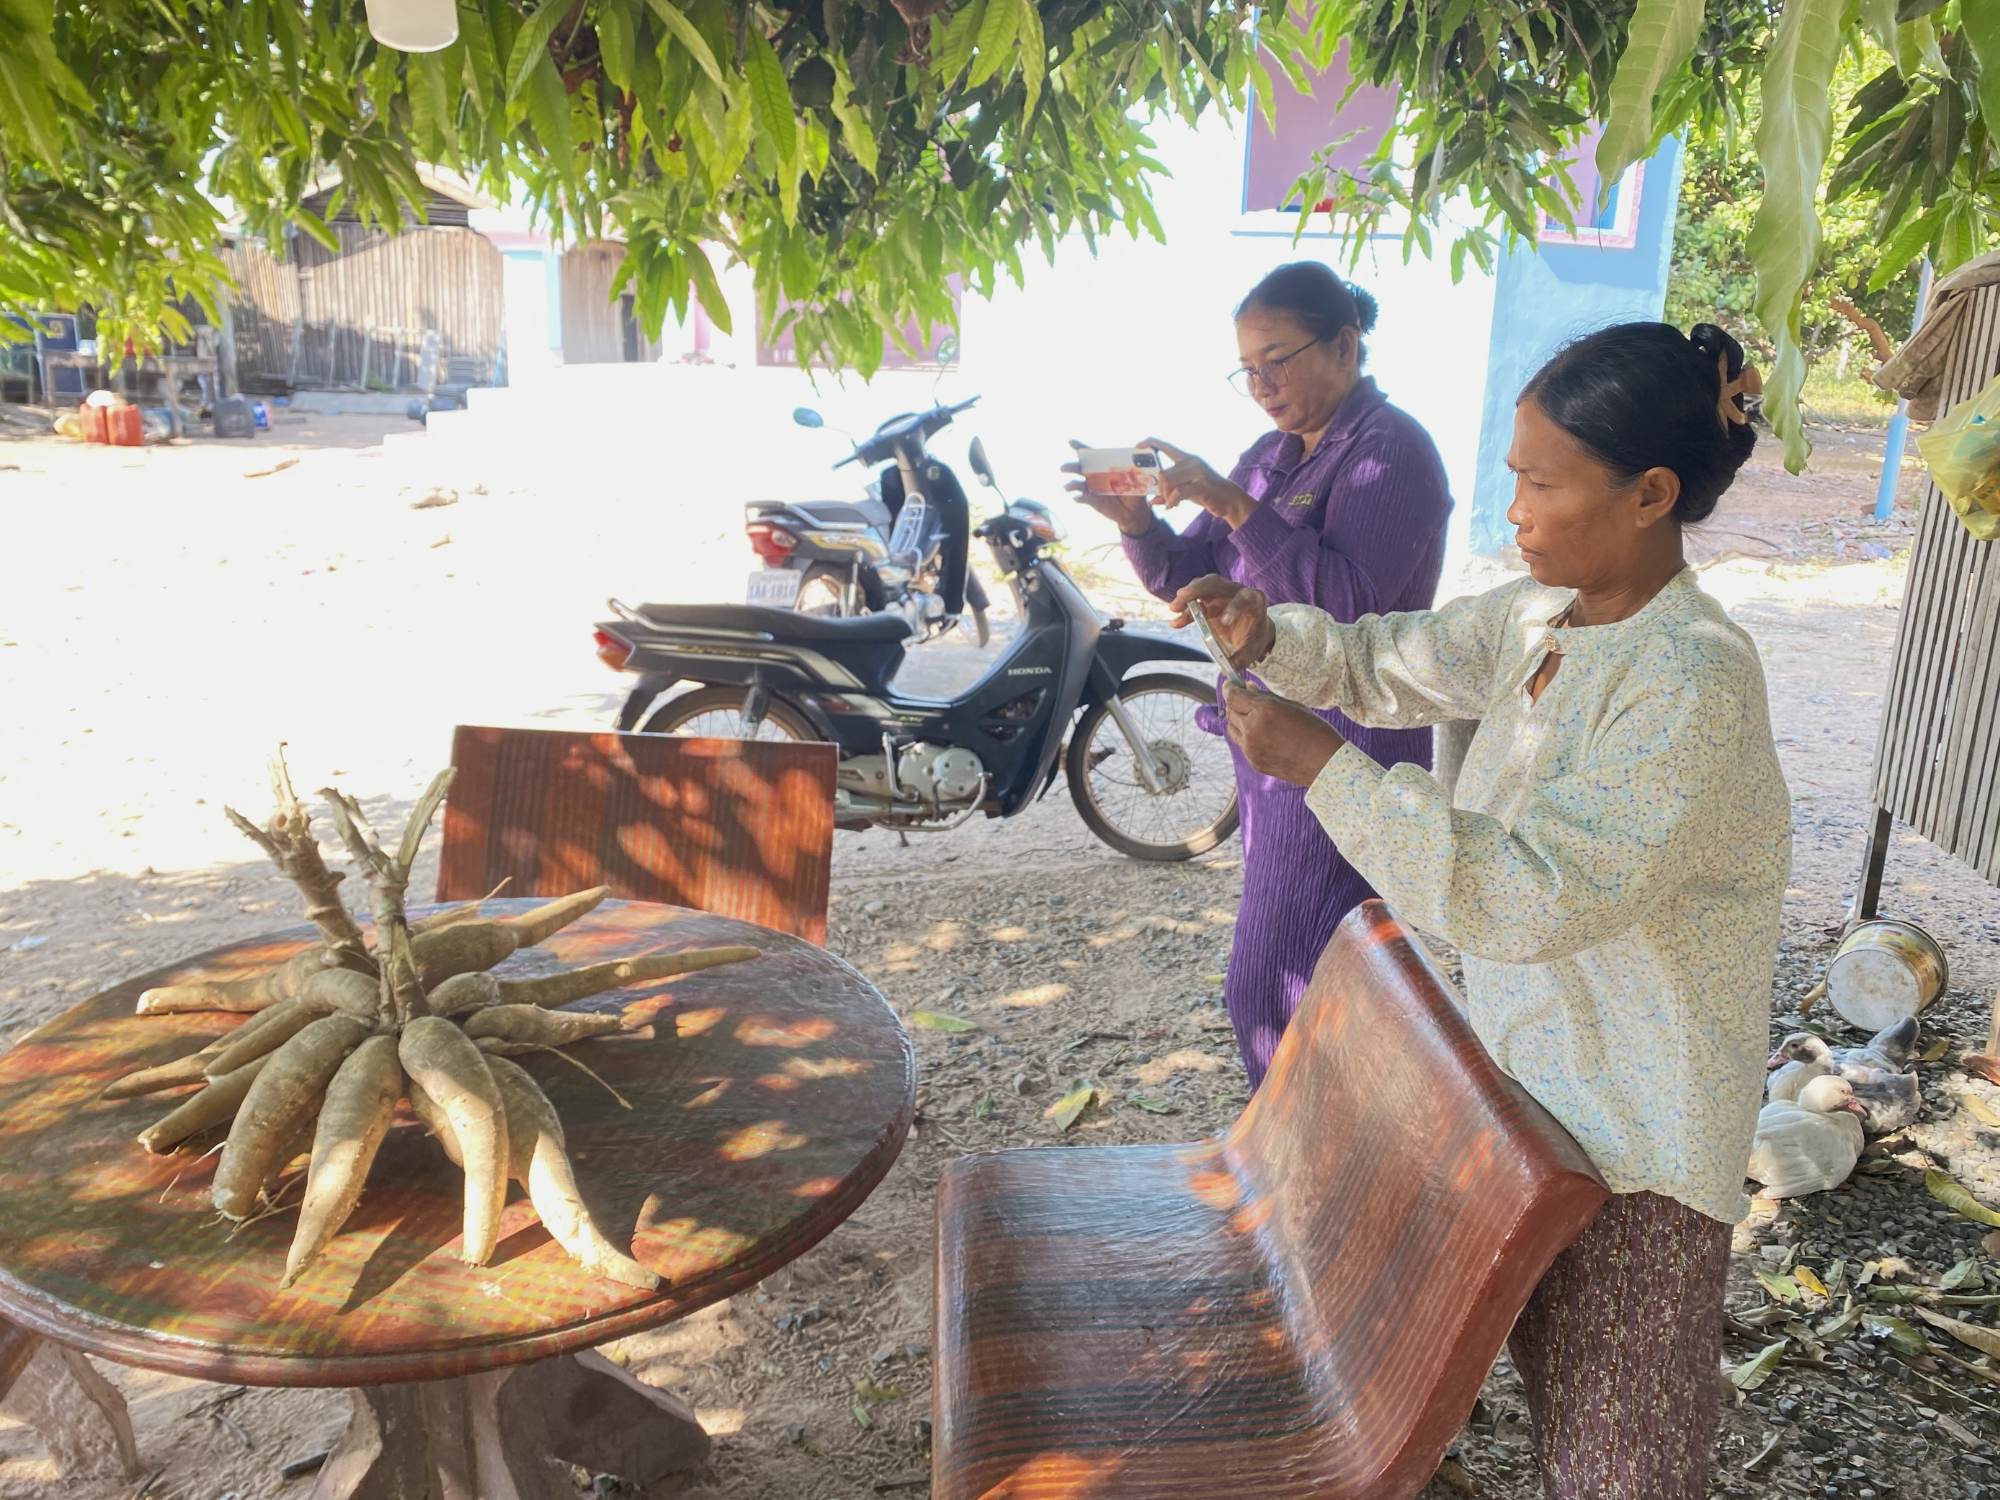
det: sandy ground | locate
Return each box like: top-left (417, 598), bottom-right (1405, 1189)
top-left (2, 407), bottom-right (1999, 1500)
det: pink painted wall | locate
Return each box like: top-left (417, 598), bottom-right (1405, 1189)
top-left (1242, 43), bottom-right (1397, 213)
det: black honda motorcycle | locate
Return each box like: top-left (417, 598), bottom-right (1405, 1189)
top-left (591, 426), bottom-right (1240, 860)
top-left (744, 401), bottom-right (991, 644)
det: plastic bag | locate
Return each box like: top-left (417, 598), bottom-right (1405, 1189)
top-left (1916, 371), bottom-right (2000, 541)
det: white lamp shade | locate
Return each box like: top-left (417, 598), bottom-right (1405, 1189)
top-left (364, 0), bottom-right (458, 52)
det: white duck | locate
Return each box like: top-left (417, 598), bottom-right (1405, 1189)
top-left (1748, 1074), bottom-right (1866, 1199)
top-left (1767, 1019), bottom-right (1923, 1134)
top-left (1766, 1036), bottom-right (1832, 1103)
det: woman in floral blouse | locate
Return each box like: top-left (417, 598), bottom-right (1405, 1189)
top-left (1179, 322), bottom-right (1787, 1500)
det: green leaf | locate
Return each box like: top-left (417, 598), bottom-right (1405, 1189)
top-left (0, 48), bottom-right (64, 166)
top-left (1127, 1093), bottom-right (1178, 1114)
top-left (851, 1403), bottom-right (873, 1429)
top-left (1756, 1269), bottom-right (1803, 1302)
top-left (1746, 0), bottom-right (1844, 473)
top-left (1859, 0), bottom-right (1900, 57)
top-left (1595, 0), bottom-right (1702, 203)
top-left (1045, 1077), bottom-right (1096, 1130)
top-left (1015, 0), bottom-right (1046, 122)
top-left (974, 1092), bottom-right (994, 1120)
top-left (684, 242), bottom-right (732, 334)
top-left (522, 51), bottom-right (576, 169)
top-left (598, 0), bottom-right (638, 90)
top-left (829, 51), bottom-right (878, 176)
top-left (644, 0), bottom-right (725, 90)
top-left (1963, 0), bottom-right (2000, 145)
top-left (908, 1010), bottom-right (978, 1032)
top-left (1942, 1258), bottom-right (1984, 1291)
top-left (1731, 1340), bottom-right (1786, 1390)
top-left (506, 0), bottom-right (568, 104)
top-left (967, 0), bottom-right (1020, 89)
top-left (935, 0), bottom-right (985, 86)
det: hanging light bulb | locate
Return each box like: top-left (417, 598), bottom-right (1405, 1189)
top-left (364, 0), bottom-right (458, 52)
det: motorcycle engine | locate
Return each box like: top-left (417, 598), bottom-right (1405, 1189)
top-left (896, 744), bottom-right (986, 804)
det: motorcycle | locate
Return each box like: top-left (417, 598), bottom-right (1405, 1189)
top-left (592, 437), bottom-right (1241, 860)
top-left (743, 400), bottom-right (992, 645)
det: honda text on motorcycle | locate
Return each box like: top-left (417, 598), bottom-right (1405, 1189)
top-left (590, 414), bottom-right (1240, 861)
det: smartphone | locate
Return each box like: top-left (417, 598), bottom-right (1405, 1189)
top-left (1075, 445), bottom-right (1162, 497)
top-left (1192, 607), bottom-right (1247, 689)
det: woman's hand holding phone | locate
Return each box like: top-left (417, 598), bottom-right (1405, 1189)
top-left (1061, 439), bottom-right (1153, 537)
top-left (1171, 576), bottom-right (1277, 672)
top-left (1145, 440), bottom-right (1258, 529)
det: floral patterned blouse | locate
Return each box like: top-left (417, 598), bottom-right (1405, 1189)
top-left (1257, 568), bottom-right (1790, 1223)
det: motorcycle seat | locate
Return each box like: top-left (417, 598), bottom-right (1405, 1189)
top-left (638, 602), bottom-right (914, 644)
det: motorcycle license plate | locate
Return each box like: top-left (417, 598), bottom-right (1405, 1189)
top-left (747, 568), bottom-right (803, 608)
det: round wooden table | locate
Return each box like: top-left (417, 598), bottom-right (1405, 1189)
top-left (0, 900), bottom-right (915, 1498)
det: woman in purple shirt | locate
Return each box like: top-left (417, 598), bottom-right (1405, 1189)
top-left (1077, 263), bottom-right (1451, 1089)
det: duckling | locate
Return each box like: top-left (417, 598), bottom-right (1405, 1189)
top-left (1748, 1075), bottom-right (1866, 1199)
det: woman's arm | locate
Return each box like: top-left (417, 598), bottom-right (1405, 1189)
top-left (1251, 586), bottom-right (1515, 728)
top-left (1303, 669), bottom-right (1740, 964)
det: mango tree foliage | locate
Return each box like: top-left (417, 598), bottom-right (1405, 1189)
top-left (1288, 0), bottom-right (2000, 470)
top-left (0, 0), bottom-right (1285, 373)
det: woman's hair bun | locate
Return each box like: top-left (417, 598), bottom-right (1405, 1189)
top-left (1519, 321), bottom-right (1757, 526)
top-left (1236, 261), bottom-right (1377, 346)
top-left (1349, 285), bottom-right (1379, 335)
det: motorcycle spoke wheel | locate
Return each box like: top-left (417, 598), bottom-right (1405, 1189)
top-left (638, 686), bottom-right (818, 742)
top-left (1067, 674), bottom-right (1239, 861)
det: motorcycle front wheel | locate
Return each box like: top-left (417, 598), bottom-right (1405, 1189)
top-left (1067, 673), bottom-right (1239, 861)
top-left (639, 686), bottom-right (818, 741)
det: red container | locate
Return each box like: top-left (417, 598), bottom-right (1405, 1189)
top-left (106, 405), bottom-right (142, 447)
top-left (77, 404), bottom-right (107, 444)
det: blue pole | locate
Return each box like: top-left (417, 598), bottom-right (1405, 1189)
top-left (1874, 258), bottom-right (1935, 522)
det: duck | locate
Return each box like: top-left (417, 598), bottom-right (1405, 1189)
top-left (1766, 1037), bottom-right (1832, 1104)
top-left (1767, 1018), bottom-right (1923, 1134)
top-left (1748, 1075), bottom-right (1867, 1199)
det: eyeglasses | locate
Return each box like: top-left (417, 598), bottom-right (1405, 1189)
top-left (1227, 336), bottom-right (1324, 397)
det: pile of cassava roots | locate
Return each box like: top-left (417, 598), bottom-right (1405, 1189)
top-left (100, 758), bottom-right (757, 1291)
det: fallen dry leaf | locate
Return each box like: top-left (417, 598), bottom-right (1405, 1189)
top-left (242, 457), bottom-right (299, 479)
top-left (1964, 1092), bottom-right (2000, 1129)
top-left (1963, 1055), bottom-right (2000, 1088)
top-left (1045, 1078), bottom-right (1096, 1131)
top-left (1928, 1168), bottom-right (2000, 1227)
top-left (1915, 1305), bottom-right (2000, 1360)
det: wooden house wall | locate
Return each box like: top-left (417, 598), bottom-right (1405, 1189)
top-left (1869, 282), bottom-right (2000, 885)
top-left (560, 242), bottom-right (656, 364)
top-left (220, 224), bottom-right (502, 391)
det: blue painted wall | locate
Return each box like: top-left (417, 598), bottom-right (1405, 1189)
top-left (1468, 136), bottom-right (1685, 553)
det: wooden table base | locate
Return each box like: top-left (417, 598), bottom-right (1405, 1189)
top-left (0, 1317), bottom-right (143, 1480)
top-left (313, 1350), bottom-right (711, 1500)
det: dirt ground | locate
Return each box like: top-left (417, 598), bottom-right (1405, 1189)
top-left (2, 407), bottom-right (1999, 1500)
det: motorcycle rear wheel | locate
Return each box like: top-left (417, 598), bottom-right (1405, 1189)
top-left (639, 686), bottom-right (819, 742)
top-left (1067, 674), bottom-right (1239, 861)
top-left (795, 564), bottom-right (851, 617)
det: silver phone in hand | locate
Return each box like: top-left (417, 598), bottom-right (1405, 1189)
top-left (1193, 607), bottom-right (1247, 690)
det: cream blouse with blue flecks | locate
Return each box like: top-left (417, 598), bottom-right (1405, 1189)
top-left (1257, 567), bottom-right (1790, 1224)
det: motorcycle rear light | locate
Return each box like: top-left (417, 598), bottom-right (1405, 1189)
top-left (593, 629), bottom-right (633, 672)
top-left (746, 522), bottom-right (798, 564)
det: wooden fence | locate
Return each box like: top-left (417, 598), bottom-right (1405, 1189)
top-left (1862, 280), bottom-right (2000, 900)
top-left (219, 224), bottom-right (503, 392)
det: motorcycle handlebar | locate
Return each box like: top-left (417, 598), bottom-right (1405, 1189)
top-left (833, 395), bottom-right (981, 469)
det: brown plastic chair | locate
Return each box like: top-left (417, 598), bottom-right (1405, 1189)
top-left (435, 725), bottom-right (837, 944)
top-left (931, 899), bottom-right (1610, 1500)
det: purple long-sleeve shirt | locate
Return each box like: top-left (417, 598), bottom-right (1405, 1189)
top-left (1121, 377), bottom-right (1451, 624)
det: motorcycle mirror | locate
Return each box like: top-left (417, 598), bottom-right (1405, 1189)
top-left (967, 437), bottom-right (998, 490)
top-left (792, 407), bottom-right (825, 429)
